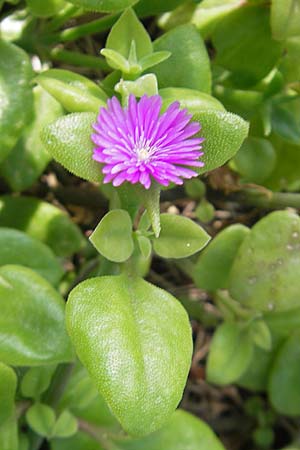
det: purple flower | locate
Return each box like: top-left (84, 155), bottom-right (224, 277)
top-left (91, 94), bottom-right (204, 189)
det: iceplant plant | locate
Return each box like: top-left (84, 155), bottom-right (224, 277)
top-left (65, 93), bottom-right (211, 438)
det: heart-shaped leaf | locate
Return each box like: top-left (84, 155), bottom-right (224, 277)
top-left (153, 213), bottom-right (210, 259)
top-left (41, 112), bottom-right (102, 183)
top-left (0, 265), bottom-right (73, 366)
top-left (66, 275), bottom-right (192, 436)
top-left (89, 209), bottom-right (134, 262)
top-left (229, 211), bottom-right (300, 312)
top-left (0, 228), bottom-right (63, 286)
top-left (0, 195), bottom-right (84, 257)
top-left (0, 39), bottom-right (33, 162)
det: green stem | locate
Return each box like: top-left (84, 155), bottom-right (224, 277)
top-left (44, 4), bottom-right (80, 32)
top-left (45, 13), bottom-right (118, 43)
top-left (235, 187), bottom-right (300, 209)
top-left (215, 290), bottom-right (253, 320)
top-left (49, 47), bottom-right (110, 71)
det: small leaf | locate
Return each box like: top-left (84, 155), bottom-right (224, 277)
top-left (137, 235), bottom-right (152, 259)
top-left (118, 409), bottom-right (226, 450)
top-left (65, 0), bottom-right (139, 12)
top-left (193, 109), bottom-right (249, 174)
top-left (21, 365), bottom-right (57, 399)
top-left (0, 228), bottom-right (64, 286)
top-left (36, 69), bottom-right (107, 113)
top-left (207, 322), bottom-right (253, 385)
top-left (0, 39), bottom-right (33, 162)
top-left (66, 275), bottom-right (192, 436)
top-left (140, 51), bottom-right (171, 71)
top-left (101, 48), bottom-right (130, 72)
top-left (52, 410), bottom-right (78, 438)
top-left (269, 333), bottom-right (300, 415)
top-left (153, 213), bottom-right (210, 259)
top-left (229, 211), bottom-right (300, 312)
top-left (26, 403), bottom-right (56, 438)
top-left (249, 320), bottom-right (272, 351)
top-left (193, 224), bottom-right (250, 292)
top-left (152, 24), bottom-right (211, 93)
top-left (0, 195), bottom-right (84, 257)
top-left (0, 363), bottom-right (17, 425)
top-left (233, 137), bottom-right (277, 184)
top-left (271, 97), bottom-right (300, 145)
top-left (115, 74), bottom-right (158, 98)
top-left (0, 265), bottom-right (73, 366)
top-left (106, 8), bottom-right (152, 59)
top-left (0, 86), bottom-right (63, 192)
top-left (195, 199), bottom-right (215, 223)
top-left (41, 112), bottom-right (102, 183)
top-left (89, 209), bottom-right (134, 262)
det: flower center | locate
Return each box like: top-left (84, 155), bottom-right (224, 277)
top-left (134, 138), bottom-right (154, 162)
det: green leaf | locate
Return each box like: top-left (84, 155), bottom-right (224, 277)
top-left (193, 109), bottom-right (249, 174)
top-left (268, 333), bottom-right (300, 415)
top-left (0, 228), bottom-right (63, 286)
top-left (191, 0), bottom-right (244, 38)
top-left (21, 365), bottom-right (56, 399)
top-left (212, 5), bottom-right (283, 87)
top-left (232, 137), bottom-right (277, 184)
top-left (52, 431), bottom-right (104, 450)
top-left (0, 363), bottom-right (17, 425)
top-left (140, 51), bottom-right (171, 71)
top-left (249, 320), bottom-right (272, 351)
top-left (207, 322), bottom-right (253, 385)
top-left (271, 97), bottom-right (300, 145)
top-left (214, 85), bottom-right (263, 120)
top-left (271, 0), bottom-right (300, 41)
top-left (0, 415), bottom-right (18, 450)
top-left (66, 275), bottom-right (193, 436)
top-left (0, 86), bottom-right (63, 192)
top-left (229, 211), bottom-right (300, 313)
top-left (280, 37), bottom-right (300, 84)
top-left (193, 224), bottom-right (249, 291)
top-left (237, 345), bottom-right (274, 392)
top-left (119, 409), bottom-right (225, 450)
top-left (89, 209), bottom-right (134, 262)
top-left (26, 0), bottom-right (66, 16)
top-left (115, 74), bottom-right (158, 98)
top-left (0, 265), bottom-right (73, 366)
top-left (153, 213), bottom-right (210, 259)
top-left (0, 195), bottom-right (84, 257)
top-left (36, 69), bottom-right (107, 113)
top-left (52, 410), bottom-right (78, 438)
top-left (264, 307), bottom-right (300, 339)
top-left (106, 8), bottom-right (152, 59)
top-left (66, 0), bottom-right (138, 12)
top-left (195, 199), bottom-right (215, 223)
top-left (41, 112), bottom-right (102, 183)
top-left (137, 235), bottom-right (152, 259)
top-left (135, 0), bottom-right (186, 17)
top-left (152, 24), bottom-right (211, 93)
top-left (160, 87), bottom-right (225, 113)
top-left (0, 39), bottom-right (33, 162)
top-left (26, 403), bottom-right (56, 438)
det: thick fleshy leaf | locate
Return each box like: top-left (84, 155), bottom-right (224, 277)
top-left (193, 110), bottom-right (249, 174)
top-left (66, 0), bottom-right (139, 12)
top-left (0, 39), bottom-right (33, 162)
top-left (271, 0), bottom-right (300, 41)
top-left (152, 24), bottom-right (211, 93)
top-left (0, 196), bottom-right (84, 257)
top-left (26, 0), bottom-right (66, 16)
top-left (0, 265), bottom-right (73, 365)
top-left (0, 86), bottom-right (63, 192)
top-left (237, 345), bottom-right (274, 392)
top-left (26, 403), bottom-right (56, 438)
top-left (135, 0), bottom-right (186, 16)
top-left (153, 213), bottom-right (210, 259)
top-left (269, 333), bottom-right (300, 415)
top-left (229, 211), bottom-right (300, 313)
top-left (0, 363), bottom-right (17, 425)
top-left (89, 209), bottom-right (134, 262)
top-left (160, 87), bottom-right (225, 113)
top-left (212, 5), bottom-right (282, 87)
top-left (66, 275), bottom-right (193, 436)
top-left (207, 322), bottom-right (253, 385)
top-left (233, 137), bottom-right (277, 184)
top-left (0, 228), bottom-right (63, 285)
top-left (280, 37), bottom-right (300, 84)
top-left (21, 365), bottom-right (57, 399)
top-left (41, 112), bottom-right (102, 183)
top-left (52, 431), bottom-right (104, 450)
top-left (264, 307), bottom-right (300, 339)
top-left (0, 415), bottom-right (18, 450)
top-left (271, 97), bottom-right (300, 145)
top-left (36, 69), bottom-right (107, 113)
top-left (119, 409), bottom-right (226, 450)
top-left (52, 411), bottom-right (78, 438)
top-left (106, 8), bottom-right (152, 59)
top-left (193, 224), bottom-right (249, 291)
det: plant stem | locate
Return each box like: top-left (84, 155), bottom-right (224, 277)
top-left (78, 419), bottom-right (123, 450)
top-left (45, 13), bottom-right (118, 43)
top-left (235, 187), bottom-right (300, 209)
top-left (44, 4), bottom-right (80, 32)
top-left (49, 47), bottom-right (110, 71)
